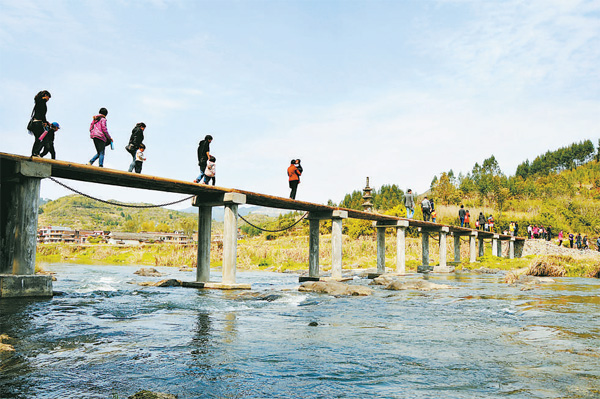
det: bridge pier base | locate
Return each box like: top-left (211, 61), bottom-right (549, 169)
top-left (0, 160), bottom-right (53, 298)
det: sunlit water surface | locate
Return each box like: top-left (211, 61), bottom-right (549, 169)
top-left (1, 264), bottom-right (599, 398)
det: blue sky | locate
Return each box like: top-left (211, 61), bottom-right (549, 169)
top-left (1, 0), bottom-right (599, 209)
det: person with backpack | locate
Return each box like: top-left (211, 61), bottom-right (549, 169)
top-left (421, 196), bottom-right (431, 221)
top-left (126, 122), bottom-right (146, 172)
top-left (38, 122), bottom-right (60, 159)
top-left (28, 90), bottom-right (51, 157)
top-left (194, 135), bottom-right (213, 183)
top-left (87, 108), bottom-right (112, 167)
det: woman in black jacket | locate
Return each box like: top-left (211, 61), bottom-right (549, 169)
top-left (29, 90), bottom-right (51, 157)
top-left (127, 122), bottom-right (146, 172)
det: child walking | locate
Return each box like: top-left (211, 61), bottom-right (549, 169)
top-left (134, 144), bottom-right (146, 174)
top-left (203, 155), bottom-right (216, 185)
top-left (39, 122), bottom-right (60, 159)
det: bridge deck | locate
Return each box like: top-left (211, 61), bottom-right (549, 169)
top-left (0, 152), bottom-right (523, 241)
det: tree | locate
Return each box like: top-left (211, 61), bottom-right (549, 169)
top-left (431, 172), bottom-right (459, 205)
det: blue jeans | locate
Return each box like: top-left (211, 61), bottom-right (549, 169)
top-left (460, 217), bottom-right (465, 227)
top-left (90, 138), bottom-right (106, 166)
top-left (406, 207), bottom-right (414, 219)
top-left (128, 155), bottom-right (136, 172)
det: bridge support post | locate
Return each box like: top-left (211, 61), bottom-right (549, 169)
top-left (497, 239), bottom-right (503, 257)
top-left (514, 239), bottom-right (524, 258)
top-left (376, 226), bottom-right (386, 275)
top-left (222, 193), bottom-right (246, 284)
top-left (478, 236), bottom-right (485, 257)
top-left (508, 238), bottom-right (515, 259)
top-left (432, 227), bottom-right (453, 273)
top-left (469, 232), bottom-right (477, 263)
top-left (395, 221), bottom-right (409, 274)
top-left (308, 218), bottom-right (320, 279)
top-left (196, 206), bottom-right (212, 282)
top-left (453, 234), bottom-right (461, 263)
top-left (0, 160), bottom-right (53, 298)
top-left (417, 230), bottom-right (431, 273)
top-left (331, 210), bottom-right (347, 280)
top-left (492, 235), bottom-right (499, 257)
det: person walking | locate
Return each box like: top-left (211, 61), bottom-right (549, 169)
top-left (87, 108), bottom-right (112, 167)
top-left (576, 233), bottom-right (582, 250)
top-left (133, 144), bottom-right (146, 174)
top-left (458, 205), bottom-right (466, 227)
top-left (29, 90), bottom-right (51, 157)
top-left (464, 210), bottom-right (470, 227)
top-left (404, 189), bottom-right (415, 219)
top-left (514, 221), bottom-right (519, 236)
top-left (477, 212), bottom-right (486, 231)
top-left (203, 155), bottom-right (216, 186)
top-left (569, 232), bottom-right (574, 248)
top-left (127, 122), bottom-right (146, 172)
top-left (38, 122), bottom-right (60, 159)
top-left (421, 196), bottom-right (431, 221)
top-left (195, 135), bottom-right (213, 183)
top-left (287, 159), bottom-right (301, 199)
top-left (583, 235), bottom-right (589, 250)
top-left (558, 231), bottom-right (563, 247)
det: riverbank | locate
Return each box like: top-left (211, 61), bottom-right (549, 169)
top-left (35, 237), bottom-right (600, 277)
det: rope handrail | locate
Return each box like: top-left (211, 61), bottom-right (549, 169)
top-left (49, 177), bottom-right (195, 208)
top-left (239, 212), bottom-right (308, 233)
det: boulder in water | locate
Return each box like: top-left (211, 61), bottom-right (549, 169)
top-left (134, 268), bottom-right (165, 277)
top-left (299, 281), bottom-right (372, 296)
top-left (128, 391), bottom-right (177, 399)
top-left (139, 279), bottom-right (181, 287)
top-left (385, 280), bottom-right (454, 291)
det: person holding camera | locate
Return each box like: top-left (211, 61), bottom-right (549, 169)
top-left (287, 159), bottom-right (302, 199)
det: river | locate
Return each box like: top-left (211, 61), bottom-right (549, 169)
top-left (1, 264), bottom-right (599, 398)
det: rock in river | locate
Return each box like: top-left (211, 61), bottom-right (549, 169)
top-left (385, 280), bottom-right (454, 291)
top-left (134, 268), bottom-right (165, 277)
top-left (299, 281), bottom-right (372, 296)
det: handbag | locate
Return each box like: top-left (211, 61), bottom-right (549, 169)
top-left (27, 119), bottom-right (35, 132)
top-left (125, 143), bottom-right (136, 155)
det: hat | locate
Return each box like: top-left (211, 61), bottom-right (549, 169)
top-left (51, 122), bottom-right (60, 129)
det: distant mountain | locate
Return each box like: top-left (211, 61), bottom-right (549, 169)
top-left (177, 205), bottom-right (289, 221)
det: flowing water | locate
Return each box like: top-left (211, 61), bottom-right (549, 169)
top-left (1, 264), bottom-right (599, 398)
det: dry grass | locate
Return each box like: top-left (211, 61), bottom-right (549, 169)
top-left (526, 256), bottom-right (567, 277)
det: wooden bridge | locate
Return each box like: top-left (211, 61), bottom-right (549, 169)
top-left (0, 152), bottom-right (525, 297)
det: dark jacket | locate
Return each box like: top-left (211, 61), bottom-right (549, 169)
top-left (128, 126), bottom-right (144, 150)
top-left (197, 139), bottom-right (210, 165)
top-left (32, 99), bottom-right (48, 123)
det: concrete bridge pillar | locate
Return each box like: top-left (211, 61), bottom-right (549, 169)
top-left (478, 236), bottom-right (485, 257)
top-left (0, 160), bottom-right (53, 298)
top-left (509, 238), bottom-right (515, 259)
top-left (331, 210), bottom-right (348, 280)
top-left (196, 206), bottom-right (212, 282)
top-left (492, 235), bottom-right (499, 257)
top-left (497, 239), bottom-right (503, 257)
top-left (469, 232), bottom-right (478, 263)
top-left (395, 221), bottom-right (409, 274)
top-left (453, 234), bottom-right (461, 263)
top-left (308, 218), bottom-right (320, 278)
top-left (222, 193), bottom-right (246, 284)
top-left (514, 239), bottom-right (524, 258)
top-left (376, 226), bottom-right (386, 275)
top-left (433, 227), bottom-right (453, 273)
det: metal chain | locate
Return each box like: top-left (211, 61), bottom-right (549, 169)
top-left (239, 212), bottom-right (308, 233)
top-left (49, 177), bottom-right (195, 209)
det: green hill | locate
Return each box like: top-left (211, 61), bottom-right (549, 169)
top-left (38, 195), bottom-right (198, 234)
